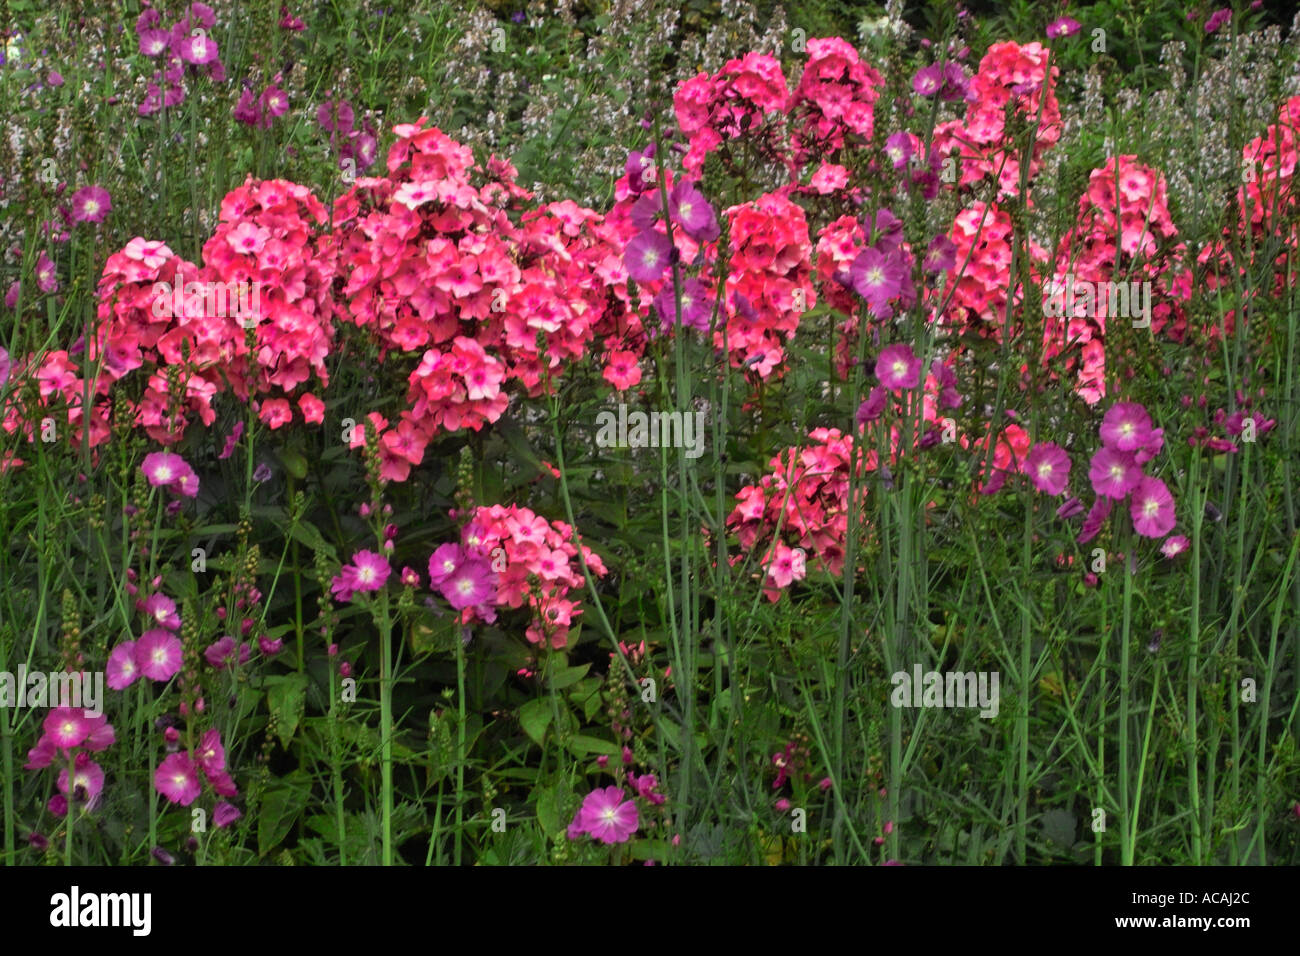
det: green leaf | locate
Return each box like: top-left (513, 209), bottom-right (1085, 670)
top-left (535, 779), bottom-right (571, 838)
top-left (278, 448), bottom-right (309, 480)
top-left (286, 519), bottom-right (337, 561)
top-left (519, 698), bottom-right (553, 747)
top-left (546, 661), bottom-right (591, 691)
top-left (564, 734), bottom-right (621, 757)
top-left (265, 673), bottom-right (308, 748)
top-left (258, 771), bottom-right (311, 856)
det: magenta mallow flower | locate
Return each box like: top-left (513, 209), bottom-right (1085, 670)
top-left (851, 247), bottom-right (906, 313)
top-left (669, 178), bottom-right (719, 242)
top-left (440, 558), bottom-right (493, 610)
top-left (876, 343), bottom-right (922, 390)
top-left (58, 753), bottom-right (105, 807)
top-left (155, 753), bottom-right (202, 806)
top-left (653, 278), bottom-right (710, 332)
top-left (1077, 496), bottom-right (1113, 545)
top-left (142, 593), bottom-right (181, 630)
top-left (1022, 442), bottom-right (1070, 495)
top-left (213, 801), bottom-right (242, 828)
top-left (1088, 446), bottom-right (1141, 499)
top-left (1130, 475), bottom-right (1176, 538)
top-left (1099, 402), bottom-right (1152, 452)
top-left (331, 550), bottom-right (391, 602)
top-left (428, 543), bottom-right (466, 587)
top-left (43, 708), bottom-right (89, 751)
top-left (568, 786), bottom-right (639, 844)
top-left (1161, 534), bottom-right (1189, 558)
top-left (912, 64), bottom-right (943, 96)
top-left (0, 347), bottom-right (10, 390)
top-left (923, 235), bottom-right (956, 275)
top-left (1047, 17), bottom-right (1081, 38)
top-left (106, 640), bottom-right (140, 690)
top-left (141, 451), bottom-right (199, 497)
top-left (137, 629), bottom-right (183, 681)
top-left (624, 230), bottom-right (672, 282)
top-left (70, 185), bottom-right (111, 224)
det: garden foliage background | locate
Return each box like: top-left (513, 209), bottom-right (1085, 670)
top-left (1, 0), bottom-right (1299, 865)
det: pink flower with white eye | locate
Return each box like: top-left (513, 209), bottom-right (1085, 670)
top-left (123, 238), bottom-right (171, 268)
top-left (393, 181), bottom-right (440, 210)
top-left (43, 708), bottom-right (89, 752)
top-left (136, 629), bottom-right (183, 681)
top-left (106, 641), bottom-right (140, 690)
top-left (155, 753), bottom-right (201, 806)
top-left (226, 221), bottom-right (270, 255)
top-left (142, 593), bottom-right (181, 630)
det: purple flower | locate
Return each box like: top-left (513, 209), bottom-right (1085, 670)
top-left (912, 64), bottom-right (943, 96)
top-left (1130, 476), bottom-right (1176, 538)
top-left (857, 385), bottom-right (889, 427)
top-left (213, 802), bottom-right (242, 829)
top-left (653, 278), bottom-right (710, 332)
top-left (253, 462), bottom-right (272, 482)
top-left (428, 543), bottom-right (466, 587)
top-left (1205, 8), bottom-right (1231, 34)
top-left (142, 451), bottom-right (198, 496)
top-left (139, 29), bottom-right (170, 57)
top-left (850, 247), bottom-right (906, 313)
top-left (440, 558), bottom-right (494, 610)
top-left (142, 593), bottom-right (181, 630)
top-left (70, 185), bottom-right (111, 224)
top-left (1160, 535), bottom-right (1189, 558)
top-left (884, 132), bottom-right (914, 170)
top-left (1022, 442), bottom-right (1070, 496)
top-left (137, 629), bottom-right (183, 682)
top-left (1099, 402), bottom-right (1152, 452)
top-left (875, 343), bottom-right (922, 390)
top-left (259, 85), bottom-right (289, 124)
top-left (1077, 496), bottom-right (1113, 545)
top-left (568, 786), bottom-right (639, 844)
top-left (1047, 17), bottom-right (1081, 39)
top-left (233, 88), bottom-right (260, 126)
top-left (1056, 496), bottom-right (1085, 520)
top-left (35, 252), bottom-right (57, 293)
top-left (624, 230), bottom-right (672, 282)
top-left (669, 179), bottom-right (719, 242)
top-left (177, 30), bottom-right (219, 65)
top-left (1088, 446), bottom-right (1141, 499)
top-left (218, 421), bottom-right (244, 460)
top-left (0, 347), bottom-right (9, 390)
top-left (924, 235), bottom-right (956, 274)
top-left (930, 359), bottom-right (963, 409)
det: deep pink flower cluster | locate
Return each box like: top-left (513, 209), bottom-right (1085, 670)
top-left (332, 120), bottom-right (630, 481)
top-left (931, 41), bottom-right (1062, 199)
top-left (718, 192), bottom-right (816, 378)
top-left (447, 503), bottom-right (608, 648)
top-left (727, 427), bottom-right (876, 594)
top-left (786, 37), bottom-right (884, 165)
top-left (25, 708), bottom-right (116, 816)
top-left (1044, 156), bottom-right (1182, 403)
top-left (674, 52), bottom-right (793, 175)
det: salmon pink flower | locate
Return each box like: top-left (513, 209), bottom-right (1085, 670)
top-left (602, 350), bottom-right (642, 391)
